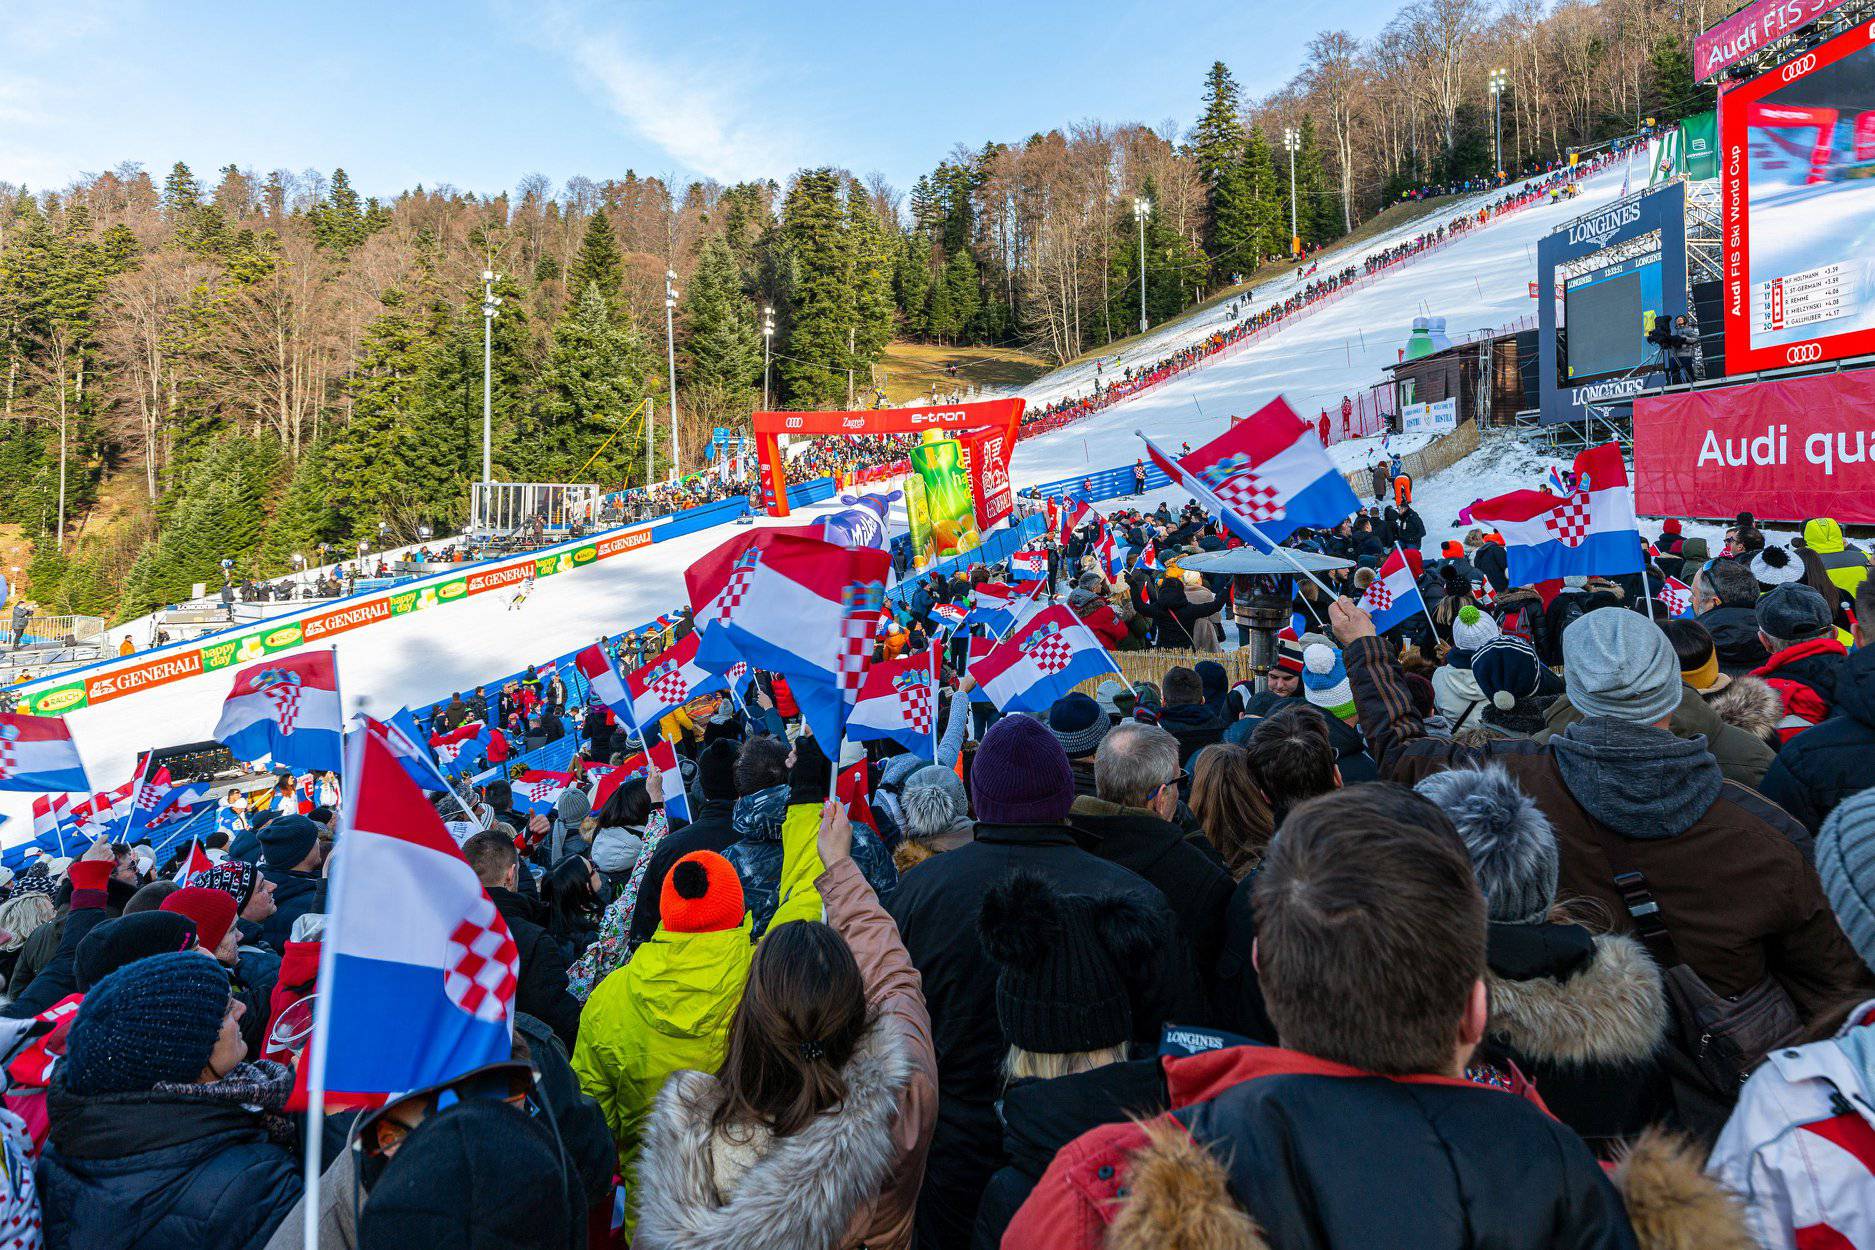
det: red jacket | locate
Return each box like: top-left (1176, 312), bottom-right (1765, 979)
top-left (1003, 1045), bottom-right (1550, 1250)
top-left (1752, 636), bottom-right (1847, 742)
top-left (1073, 601), bottom-right (1129, 650)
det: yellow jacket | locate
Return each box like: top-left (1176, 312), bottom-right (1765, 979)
top-left (1804, 518), bottom-right (1870, 598)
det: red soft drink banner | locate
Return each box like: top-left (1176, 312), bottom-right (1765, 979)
top-left (1633, 366), bottom-right (1875, 524)
top-left (959, 427), bottom-right (1014, 531)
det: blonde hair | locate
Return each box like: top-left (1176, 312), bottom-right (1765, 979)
top-left (0, 893), bottom-right (56, 953)
top-left (1005, 1043), bottom-right (1127, 1083)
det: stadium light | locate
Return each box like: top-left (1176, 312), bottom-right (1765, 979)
top-left (1283, 127), bottom-right (1301, 257)
top-left (480, 271), bottom-right (500, 486)
top-left (1133, 197), bottom-right (1151, 334)
top-left (1489, 70), bottom-right (1509, 178)
top-left (664, 270), bottom-right (681, 484)
top-left (762, 305), bottom-right (776, 411)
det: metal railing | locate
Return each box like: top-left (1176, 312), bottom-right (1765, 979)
top-left (0, 614), bottom-right (106, 651)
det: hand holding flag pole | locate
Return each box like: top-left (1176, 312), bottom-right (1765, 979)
top-left (1399, 543), bottom-right (1441, 640)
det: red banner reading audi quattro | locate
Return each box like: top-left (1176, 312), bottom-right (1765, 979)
top-left (1634, 366), bottom-right (1875, 524)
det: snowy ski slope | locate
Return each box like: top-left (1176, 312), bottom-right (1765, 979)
top-left (3, 164), bottom-right (1633, 838)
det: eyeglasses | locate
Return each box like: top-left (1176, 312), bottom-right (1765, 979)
top-left (1155, 771), bottom-right (1189, 795)
top-left (360, 1066), bottom-right (536, 1162)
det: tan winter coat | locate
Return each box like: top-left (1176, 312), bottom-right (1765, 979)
top-left (631, 855), bottom-right (938, 1250)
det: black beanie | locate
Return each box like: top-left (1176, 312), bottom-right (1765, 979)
top-left (787, 734), bottom-right (833, 807)
top-left (977, 872), bottom-right (1163, 1054)
top-left (260, 814), bottom-right (320, 870)
top-left (360, 1099), bottom-right (570, 1250)
top-left (697, 739), bottom-right (739, 803)
top-left (76, 912), bottom-right (200, 991)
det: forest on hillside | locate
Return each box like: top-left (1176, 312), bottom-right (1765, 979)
top-left (0, 0), bottom-right (1716, 623)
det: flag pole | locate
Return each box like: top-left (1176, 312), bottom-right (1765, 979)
top-left (302, 727), bottom-right (362, 1250)
top-left (1639, 556), bottom-right (1657, 622)
top-left (1398, 543), bottom-right (1443, 641)
top-left (1134, 430), bottom-right (1346, 604)
top-left (928, 640), bottom-right (941, 763)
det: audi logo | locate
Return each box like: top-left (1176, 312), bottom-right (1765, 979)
top-left (1781, 53), bottom-right (1816, 80)
top-left (1786, 343), bottom-right (1824, 364)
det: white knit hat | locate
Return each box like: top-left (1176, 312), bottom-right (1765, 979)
top-left (1302, 644), bottom-right (1356, 721)
top-left (1450, 604), bottom-right (1501, 652)
top-left (1750, 546), bottom-right (1803, 587)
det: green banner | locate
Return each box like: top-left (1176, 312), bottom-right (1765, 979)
top-left (434, 577), bottom-right (468, 606)
top-left (25, 681), bottom-right (87, 715)
top-left (570, 544), bottom-right (597, 567)
top-left (1682, 111), bottom-right (1717, 181)
top-left (389, 588), bottom-right (421, 617)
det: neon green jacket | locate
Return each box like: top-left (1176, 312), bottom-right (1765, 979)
top-left (571, 915), bottom-right (754, 1178)
top-left (1804, 518), bottom-right (1870, 599)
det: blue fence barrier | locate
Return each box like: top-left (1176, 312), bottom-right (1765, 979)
top-left (1029, 462), bottom-right (1172, 505)
top-left (648, 494), bottom-right (750, 542)
top-left (888, 513), bottom-right (1048, 601)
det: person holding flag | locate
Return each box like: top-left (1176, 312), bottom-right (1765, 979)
top-left (847, 645), bottom-right (941, 759)
top-left (1358, 545), bottom-right (1434, 640)
top-left (969, 604), bottom-right (1123, 716)
top-left (1471, 442), bottom-right (1645, 592)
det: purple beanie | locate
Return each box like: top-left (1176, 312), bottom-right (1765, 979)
top-left (971, 715), bottom-right (1076, 825)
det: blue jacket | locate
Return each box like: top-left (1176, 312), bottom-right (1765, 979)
top-left (721, 786), bottom-right (897, 938)
top-left (38, 1077), bottom-right (300, 1250)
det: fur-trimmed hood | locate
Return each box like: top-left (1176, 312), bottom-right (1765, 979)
top-left (1706, 674), bottom-right (1782, 743)
top-left (1104, 1122), bottom-right (1750, 1250)
top-left (632, 1015), bottom-right (917, 1250)
top-left (1488, 930), bottom-right (1668, 1068)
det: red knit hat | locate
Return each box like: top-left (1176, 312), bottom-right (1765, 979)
top-left (162, 886), bottom-right (238, 953)
top-left (1440, 540), bottom-right (1465, 559)
top-left (1662, 518), bottom-right (1682, 535)
top-left (1275, 626), bottom-right (1306, 675)
top-left (658, 852), bottom-right (745, 934)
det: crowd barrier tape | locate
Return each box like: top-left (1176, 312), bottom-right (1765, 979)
top-left (8, 480), bottom-right (807, 719)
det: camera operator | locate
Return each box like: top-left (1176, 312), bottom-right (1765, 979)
top-left (1652, 313), bottom-right (1699, 385)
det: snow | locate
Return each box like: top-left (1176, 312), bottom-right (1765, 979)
top-left (4, 163), bottom-right (1647, 845)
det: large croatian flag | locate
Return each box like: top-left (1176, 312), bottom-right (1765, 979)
top-left (686, 526), bottom-right (821, 679)
top-left (1142, 396), bottom-right (1362, 548)
top-left (846, 647), bottom-right (939, 757)
top-left (1358, 547), bottom-right (1428, 635)
top-left (0, 712), bottom-right (91, 795)
top-left (622, 633), bottom-right (726, 733)
top-left (367, 710), bottom-right (457, 796)
top-left (711, 532), bottom-right (891, 748)
top-left (1057, 499), bottom-right (1095, 545)
top-left (315, 721), bottom-right (517, 1107)
top-left (1009, 547), bottom-right (1049, 579)
top-left (969, 604), bottom-right (1121, 715)
top-left (1470, 443), bottom-right (1643, 585)
top-left (213, 652), bottom-right (344, 776)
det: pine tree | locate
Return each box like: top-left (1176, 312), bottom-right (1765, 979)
top-left (161, 162), bottom-right (201, 218)
top-left (1295, 116), bottom-right (1342, 249)
top-left (568, 211), bottom-right (625, 314)
top-left (325, 291), bottom-right (458, 532)
top-left (925, 267), bottom-right (956, 344)
top-left (1192, 62), bottom-right (1247, 257)
top-left (311, 168), bottom-right (368, 253)
top-left (942, 249), bottom-right (981, 343)
top-left (535, 283), bottom-right (654, 484)
top-left (262, 438), bottom-right (341, 568)
top-left (895, 232), bottom-right (932, 338)
top-left (846, 184), bottom-right (897, 389)
top-left (680, 238), bottom-right (762, 422)
top-left (779, 169), bottom-right (851, 409)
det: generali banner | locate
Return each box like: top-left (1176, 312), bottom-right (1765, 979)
top-left (1633, 367), bottom-right (1875, 523)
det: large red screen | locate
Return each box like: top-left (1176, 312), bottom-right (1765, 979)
top-left (1721, 18), bottom-right (1875, 372)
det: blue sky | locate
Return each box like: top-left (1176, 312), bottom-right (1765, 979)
top-left (2, 0), bottom-right (1398, 200)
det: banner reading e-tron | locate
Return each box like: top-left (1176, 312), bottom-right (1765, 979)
top-left (1537, 180), bottom-right (1689, 425)
top-left (1720, 19), bottom-right (1875, 374)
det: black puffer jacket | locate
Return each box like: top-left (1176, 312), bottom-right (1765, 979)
top-left (38, 1073), bottom-right (300, 1250)
top-left (1760, 642), bottom-right (1875, 833)
top-left (256, 869), bottom-right (321, 955)
top-left (487, 886), bottom-right (584, 1052)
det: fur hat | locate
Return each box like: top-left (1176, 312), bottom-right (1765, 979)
top-left (1451, 604), bottom-right (1501, 653)
top-left (978, 871), bottom-right (1162, 1054)
top-left (1301, 644), bottom-right (1355, 721)
top-left (902, 762), bottom-right (967, 822)
top-left (1749, 545), bottom-right (1803, 588)
top-left (1414, 765), bottom-right (1558, 924)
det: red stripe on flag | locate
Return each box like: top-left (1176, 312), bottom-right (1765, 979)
top-left (1469, 489), bottom-right (1566, 525)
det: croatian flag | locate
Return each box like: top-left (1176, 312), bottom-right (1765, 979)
top-left (1058, 499), bottom-right (1094, 545)
top-left (29, 795), bottom-right (77, 855)
top-left (648, 738), bottom-right (690, 823)
top-left (315, 721), bottom-right (518, 1107)
top-left (622, 634), bottom-right (726, 734)
top-left (1471, 443), bottom-right (1643, 585)
top-left (929, 602), bottom-right (966, 632)
top-left (846, 648), bottom-right (939, 757)
top-left (574, 645), bottom-right (631, 721)
top-left (1009, 547), bottom-right (1048, 579)
top-left (514, 770), bottom-right (573, 816)
top-left (837, 757), bottom-right (875, 830)
top-left (966, 581), bottom-right (1043, 635)
top-left (1141, 396), bottom-right (1362, 549)
top-left (214, 652), bottom-right (344, 776)
top-left (172, 839), bottom-right (214, 883)
top-left (969, 604), bottom-right (1121, 715)
top-left (1137, 538), bottom-right (1159, 570)
top-left (686, 526), bottom-right (821, 678)
top-left (1094, 526), bottom-right (1124, 580)
top-left (367, 711), bottom-right (456, 797)
top-left (429, 722), bottom-right (491, 769)
top-left (711, 532), bottom-right (891, 748)
top-left (72, 781), bottom-right (135, 838)
top-left (1657, 576), bottom-right (1695, 619)
top-left (1358, 547), bottom-right (1427, 635)
top-left (0, 713), bottom-right (92, 795)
